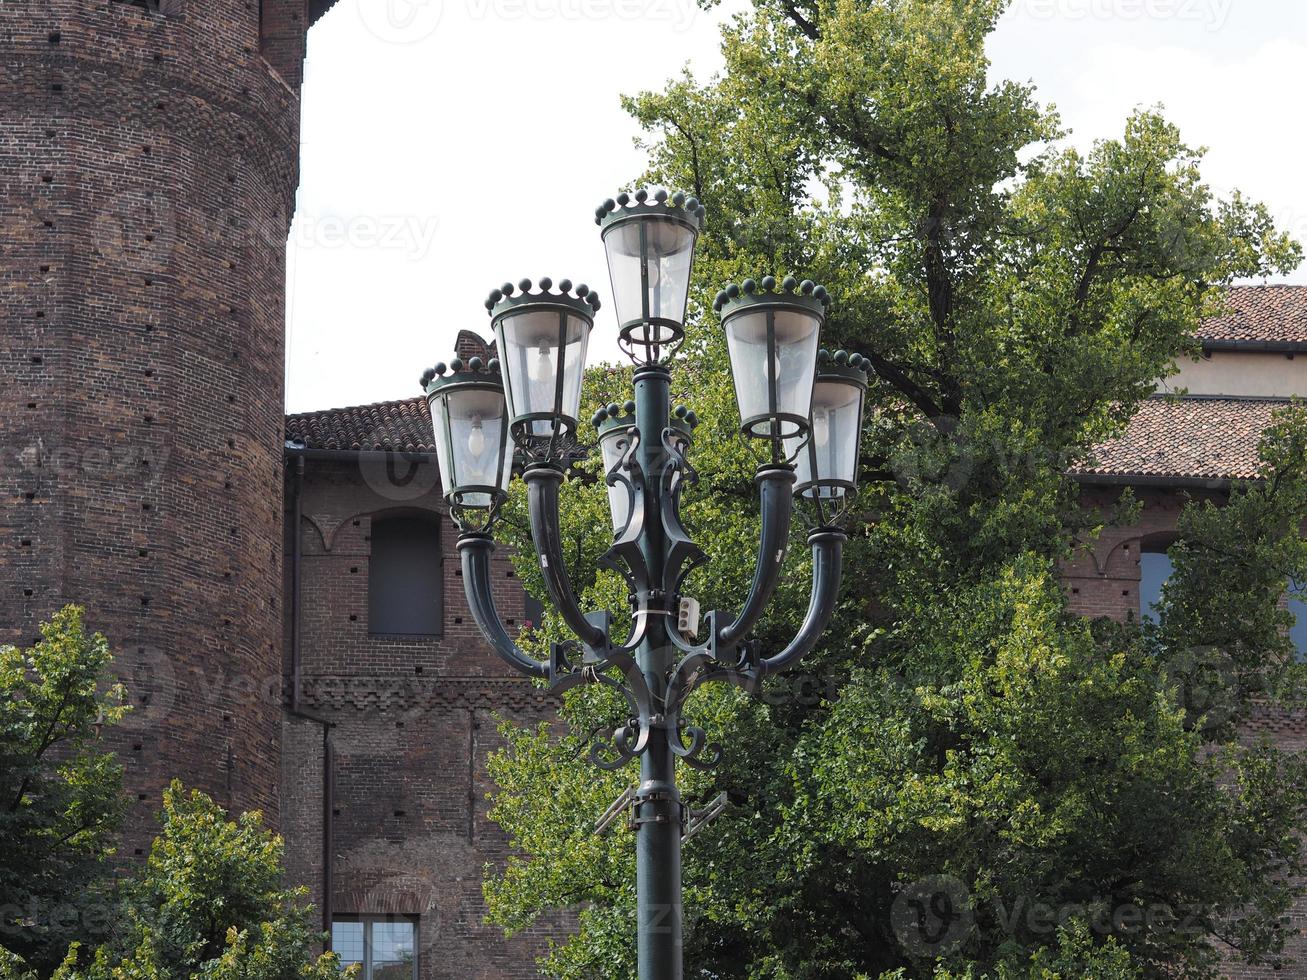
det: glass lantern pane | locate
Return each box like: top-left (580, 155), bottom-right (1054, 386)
top-left (723, 306), bottom-right (820, 438)
top-left (796, 379), bottom-right (863, 497)
top-left (603, 217), bottom-right (695, 337)
top-left (445, 385), bottom-right (509, 508)
top-left (599, 427), bottom-right (634, 532)
top-left (496, 309), bottom-right (591, 436)
top-left (428, 393), bottom-right (456, 499)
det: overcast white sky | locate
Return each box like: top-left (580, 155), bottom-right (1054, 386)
top-left (285, 0), bottom-right (1307, 413)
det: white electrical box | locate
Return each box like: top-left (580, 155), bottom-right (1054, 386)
top-left (677, 596), bottom-right (701, 639)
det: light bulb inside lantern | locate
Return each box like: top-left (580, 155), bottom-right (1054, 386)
top-left (812, 409), bottom-right (830, 448)
top-left (467, 416), bottom-right (486, 456)
top-left (530, 343), bottom-right (554, 384)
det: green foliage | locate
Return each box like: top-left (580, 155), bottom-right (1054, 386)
top-left (484, 1), bottom-right (1305, 977)
top-left (0, 608), bottom-right (127, 973)
top-left (53, 781), bottom-right (348, 980)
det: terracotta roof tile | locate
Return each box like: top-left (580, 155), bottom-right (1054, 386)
top-left (1199, 285), bottom-right (1307, 346)
top-left (286, 396), bottom-right (434, 453)
top-left (1075, 396), bottom-right (1288, 482)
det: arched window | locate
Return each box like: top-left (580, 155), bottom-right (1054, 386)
top-left (369, 515), bottom-right (442, 637)
top-left (1139, 534), bottom-right (1178, 625)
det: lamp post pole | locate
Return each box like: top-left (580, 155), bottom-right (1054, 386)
top-left (632, 363), bottom-right (682, 978)
top-left (421, 189), bottom-right (872, 980)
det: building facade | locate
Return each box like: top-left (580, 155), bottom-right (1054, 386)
top-left (0, 5), bottom-right (1303, 977)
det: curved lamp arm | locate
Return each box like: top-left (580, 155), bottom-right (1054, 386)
top-left (758, 527), bottom-right (846, 678)
top-left (524, 464), bottom-right (608, 651)
top-left (715, 466), bottom-right (796, 649)
top-left (457, 533), bottom-right (549, 680)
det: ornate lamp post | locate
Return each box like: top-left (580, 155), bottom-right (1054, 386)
top-left (420, 190), bottom-right (868, 979)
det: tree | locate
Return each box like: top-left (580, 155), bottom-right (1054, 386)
top-left (54, 781), bottom-right (348, 980)
top-left (0, 607), bottom-right (127, 974)
top-left (482, 0), bottom-right (1306, 977)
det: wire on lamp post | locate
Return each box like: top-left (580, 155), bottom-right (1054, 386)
top-left (421, 190), bottom-right (868, 980)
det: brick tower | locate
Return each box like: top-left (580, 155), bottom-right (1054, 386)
top-left (0, 0), bottom-right (320, 856)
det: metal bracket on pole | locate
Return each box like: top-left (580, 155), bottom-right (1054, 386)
top-left (682, 792), bottom-right (729, 843)
top-left (595, 785), bottom-right (636, 835)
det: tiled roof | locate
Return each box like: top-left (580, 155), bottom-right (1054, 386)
top-left (1199, 285), bottom-right (1307, 347)
top-left (285, 332), bottom-right (494, 453)
top-left (1075, 396), bottom-right (1289, 483)
top-left (286, 396), bottom-right (434, 453)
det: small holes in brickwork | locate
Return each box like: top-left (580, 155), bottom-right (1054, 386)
top-left (137, 794), bottom-right (147, 801)
top-left (139, 595), bottom-right (150, 606)
top-left (23, 493), bottom-right (35, 501)
top-left (1072, 588), bottom-right (1080, 594)
top-left (35, 311), bottom-right (45, 318)
top-left (414, 666), bottom-right (423, 675)
top-left (48, 32), bottom-right (60, 44)
top-left (393, 810), bottom-right (406, 818)
top-left (50, 84), bottom-right (62, 93)
top-left (506, 569), bottom-right (515, 578)
top-left (144, 368), bottom-right (154, 377)
top-left (1122, 590), bottom-right (1130, 597)
top-left (353, 519), bottom-right (360, 527)
top-left (142, 146), bottom-right (151, 156)
top-left (454, 616), bottom-right (463, 624)
top-left (223, 571), bottom-right (232, 580)
top-left (395, 721), bottom-right (405, 728)
top-left (30, 356), bottom-right (42, 365)
top-left (141, 503), bottom-right (151, 512)
top-left (20, 539), bottom-right (31, 548)
top-left (332, 808), bottom-right (341, 817)
top-left (42, 220), bottom-right (53, 229)
top-left (228, 439), bottom-right (236, 449)
top-left (23, 589), bottom-right (32, 598)
top-left (348, 614), bottom-right (358, 622)
top-left (39, 265), bottom-right (50, 273)
top-left (40, 175), bottom-right (52, 185)
top-left (144, 278), bottom-right (153, 287)
top-left (133, 743), bottom-right (142, 752)
top-left (134, 848), bottom-right (143, 856)
top-left (350, 566), bottom-right (358, 574)
top-left (26, 402), bottom-right (36, 409)
top-left (139, 549), bottom-right (148, 557)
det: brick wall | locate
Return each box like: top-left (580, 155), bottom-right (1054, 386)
top-left (0, 0), bottom-right (308, 858)
top-left (283, 454), bottom-right (568, 978)
top-left (1066, 482), bottom-right (1307, 977)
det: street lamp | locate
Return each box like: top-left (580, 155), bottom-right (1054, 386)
top-left (422, 190), bottom-right (866, 980)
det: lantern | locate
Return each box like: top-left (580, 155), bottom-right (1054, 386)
top-left (597, 189), bottom-right (704, 363)
top-left (713, 276), bottom-right (828, 445)
top-left (423, 357), bottom-right (513, 524)
top-left (486, 277), bottom-right (598, 460)
top-left (794, 350), bottom-right (868, 501)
